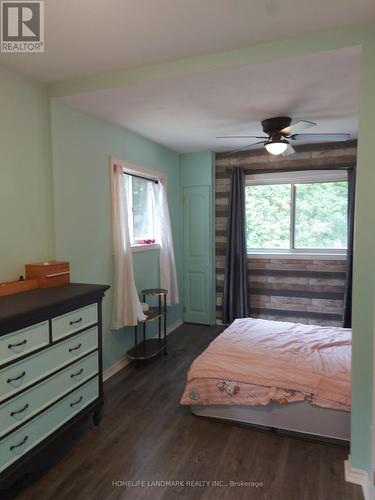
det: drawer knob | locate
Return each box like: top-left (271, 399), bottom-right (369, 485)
top-left (70, 396), bottom-right (83, 407)
top-left (70, 368), bottom-right (84, 378)
top-left (10, 435), bottom-right (28, 451)
top-left (7, 371), bottom-right (26, 384)
top-left (8, 339), bottom-right (27, 350)
top-left (69, 343), bottom-right (82, 353)
top-left (10, 403), bottom-right (29, 417)
top-left (69, 318), bottom-right (83, 326)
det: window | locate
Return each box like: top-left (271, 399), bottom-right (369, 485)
top-left (124, 174), bottom-right (156, 246)
top-left (245, 171), bottom-right (348, 254)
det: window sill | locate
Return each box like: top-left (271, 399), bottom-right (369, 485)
top-left (131, 243), bottom-right (160, 253)
top-left (247, 252), bottom-right (347, 260)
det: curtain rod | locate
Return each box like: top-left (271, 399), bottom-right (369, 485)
top-left (123, 171), bottom-right (159, 184)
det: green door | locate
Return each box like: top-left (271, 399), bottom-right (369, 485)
top-left (183, 186), bottom-right (211, 324)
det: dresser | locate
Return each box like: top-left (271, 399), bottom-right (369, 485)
top-left (0, 283), bottom-right (109, 489)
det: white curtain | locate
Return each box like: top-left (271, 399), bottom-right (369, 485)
top-left (152, 180), bottom-right (179, 306)
top-left (111, 165), bottom-right (146, 329)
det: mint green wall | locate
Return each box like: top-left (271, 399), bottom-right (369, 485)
top-left (50, 100), bottom-right (182, 370)
top-left (180, 152), bottom-right (214, 187)
top-left (180, 152), bottom-right (215, 324)
top-left (351, 31), bottom-right (375, 476)
top-left (0, 66), bottom-right (54, 281)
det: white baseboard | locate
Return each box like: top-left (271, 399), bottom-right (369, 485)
top-left (103, 319), bottom-right (183, 381)
top-left (103, 355), bottom-right (131, 382)
top-left (344, 455), bottom-right (370, 500)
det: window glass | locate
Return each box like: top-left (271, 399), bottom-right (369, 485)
top-left (245, 177), bottom-right (348, 252)
top-left (124, 174), bottom-right (156, 244)
top-left (294, 181), bottom-right (348, 249)
top-left (246, 184), bottom-right (291, 249)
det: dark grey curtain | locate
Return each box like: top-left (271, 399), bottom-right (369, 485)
top-left (343, 168), bottom-right (356, 328)
top-left (223, 167), bottom-right (249, 324)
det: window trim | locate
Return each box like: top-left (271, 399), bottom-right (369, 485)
top-left (246, 169), bottom-right (348, 185)
top-left (131, 243), bottom-right (160, 253)
top-left (109, 156), bottom-right (166, 251)
top-left (247, 251), bottom-right (347, 260)
top-left (245, 170), bottom-right (348, 256)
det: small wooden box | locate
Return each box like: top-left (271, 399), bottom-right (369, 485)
top-left (25, 261), bottom-right (70, 288)
top-left (0, 279), bottom-right (38, 297)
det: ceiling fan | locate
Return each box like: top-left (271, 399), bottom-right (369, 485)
top-left (217, 116), bottom-right (351, 156)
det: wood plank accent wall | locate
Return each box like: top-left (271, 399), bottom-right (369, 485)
top-left (215, 141), bottom-right (357, 326)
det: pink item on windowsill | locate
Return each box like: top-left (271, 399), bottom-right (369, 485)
top-left (137, 239), bottom-right (156, 245)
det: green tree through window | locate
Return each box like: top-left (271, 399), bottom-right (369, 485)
top-left (245, 180), bottom-right (348, 251)
top-left (246, 184), bottom-right (291, 248)
top-left (295, 182), bottom-right (348, 249)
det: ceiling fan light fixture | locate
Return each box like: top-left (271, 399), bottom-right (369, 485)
top-left (265, 140), bottom-right (288, 155)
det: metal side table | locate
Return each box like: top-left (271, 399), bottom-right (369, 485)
top-left (127, 288), bottom-right (167, 360)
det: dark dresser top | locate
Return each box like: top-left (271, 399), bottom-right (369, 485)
top-left (0, 283), bottom-right (110, 334)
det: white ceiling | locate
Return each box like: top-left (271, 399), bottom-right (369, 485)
top-left (60, 47), bottom-right (360, 152)
top-left (0, 0), bottom-right (373, 82)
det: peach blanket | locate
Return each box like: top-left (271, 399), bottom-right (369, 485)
top-left (181, 318), bottom-right (351, 409)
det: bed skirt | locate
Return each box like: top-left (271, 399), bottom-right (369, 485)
top-left (191, 400), bottom-right (350, 442)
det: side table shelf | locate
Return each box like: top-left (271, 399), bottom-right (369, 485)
top-left (127, 289), bottom-right (167, 360)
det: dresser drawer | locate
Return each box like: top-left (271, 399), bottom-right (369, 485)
top-left (52, 304), bottom-right (98, 341)
top-left (0, 327), bottom-right (98, 402)
top-left (0, 352), bottom-right (99, 439)
top-left (0, 322), bottom-right (49, 367)
top-left (0, 376), bottom-right (99, 473)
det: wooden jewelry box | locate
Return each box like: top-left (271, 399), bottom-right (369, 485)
top-left (25, 261), bottom-right (70, 288)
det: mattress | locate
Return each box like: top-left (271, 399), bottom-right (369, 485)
top-left (181, 318), bottom-right (351, 411)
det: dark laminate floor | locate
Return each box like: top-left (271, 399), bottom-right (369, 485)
top-left (13, 324), bottom-right (362, 500)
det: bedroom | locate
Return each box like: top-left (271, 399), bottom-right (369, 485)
top-left (0, 2), bottom-right (374, 500)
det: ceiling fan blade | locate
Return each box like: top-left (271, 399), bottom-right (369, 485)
top-left (290, 133), bottom-right (351, 142)
top-left (280, 120), bottom-right (316, 135)
top-left (282, 144), bottom-right (295, 156)
top-left (223, 141), bottom-right (265, 156)
top-left (216, 135), bottom-right (268, 139)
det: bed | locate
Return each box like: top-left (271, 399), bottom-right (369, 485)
top-left (181, 318), bottom-right (351, 442)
